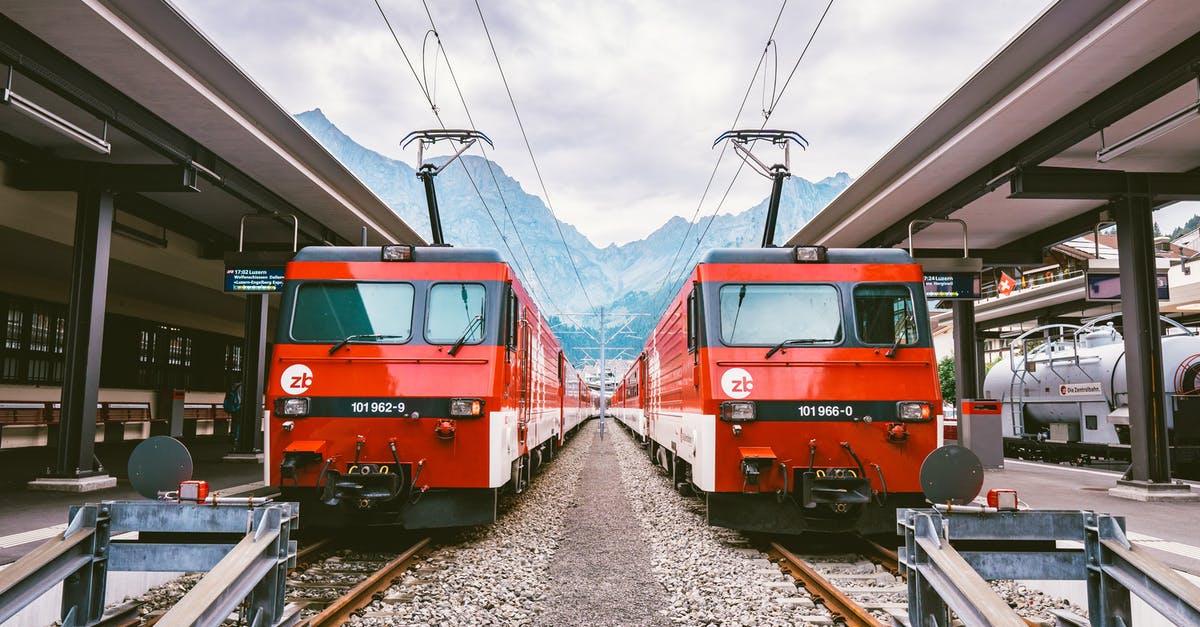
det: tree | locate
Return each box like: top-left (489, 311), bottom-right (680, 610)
top-left (938, 355), bottom-right (956, 404)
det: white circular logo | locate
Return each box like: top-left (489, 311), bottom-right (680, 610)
top-left (280, 364), bottom-right (313, 395)
top-left (720, 368), bottom-right (754, 399)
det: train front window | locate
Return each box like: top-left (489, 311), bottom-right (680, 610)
top-left (427, 283), bottom-right (486, 344)
top-left (718, 284), bottom-right (841, 345)
top-left (291, 282), bottom-right (414, 342)
top-left (854, 285), bottom-right (918, 345)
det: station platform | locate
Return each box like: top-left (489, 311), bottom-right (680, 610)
top-left (0, 439), bottom-right (265, 566)
top-left (982, 459), bottom-right (1200, 576)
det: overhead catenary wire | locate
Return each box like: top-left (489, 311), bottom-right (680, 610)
top-left (658, 0), bottom-right (834, 321)
top-left (373, 0), bottom-right (563, 314)
top-left (649, 0), bottom-right (791, 320)
top-left (415, 0), bottom-right (570, 317)
top-left (473, 0), bottom-right (597, 313)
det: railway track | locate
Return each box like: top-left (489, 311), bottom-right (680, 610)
top-left (767, 536), bottom-right (906, 627)
top-left (287, 536), bottom-right (431, 626)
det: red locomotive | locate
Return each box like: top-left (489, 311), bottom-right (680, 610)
top-left (266, 244), bottom-right (588, 528)
top-left (629, 246), bottom-right (941, 535)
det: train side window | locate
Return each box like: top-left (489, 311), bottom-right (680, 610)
top-left (853, 284), bottom-right (918, 345)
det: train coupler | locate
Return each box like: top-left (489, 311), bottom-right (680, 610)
top-left (798, 468), bottom-right (872, 509)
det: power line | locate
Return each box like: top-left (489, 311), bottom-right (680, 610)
top-left (372, 1), bottom-right (565, 314)
top-left (650, 0), bottom-right (790, 318)
top-left (650, 0), bottom-right (835, 322)
top-left (474, 0), bottom-right (597, 313)
top-left (414, 1), bottom-right (570, 317)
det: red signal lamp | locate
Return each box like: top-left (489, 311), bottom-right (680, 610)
top-left (987, 488), bottom-right (1018, 511)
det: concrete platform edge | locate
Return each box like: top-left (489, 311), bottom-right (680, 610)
top-left (27, 475), bottom-right (118, 493)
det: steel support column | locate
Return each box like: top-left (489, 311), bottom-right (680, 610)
top-left (52, 189), bottom-right (113, 477)
top-left (953, 300), bottom-right (980, 407)
top-left (233, 294), bottom-right (268, 454)
top-left (1115, 194), bottom-right (1170, 483)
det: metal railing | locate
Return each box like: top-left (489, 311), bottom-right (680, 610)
top-left (898, 507), bottom-right (1200, 626)
top-left (0, 500), bottom-right (298, 627)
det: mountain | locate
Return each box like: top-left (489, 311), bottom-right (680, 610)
top-left (295, 109), bottom-right (851, 363)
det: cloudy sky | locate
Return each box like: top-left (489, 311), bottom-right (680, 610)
top-left (173, 0), bottom-right (1063, 247)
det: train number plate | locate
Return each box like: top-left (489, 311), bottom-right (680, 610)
top-left (754, 400), bottom-right (896, 422)
top-left (344, 463), bottom-right (397, 475)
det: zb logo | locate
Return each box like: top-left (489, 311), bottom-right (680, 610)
top-left (280, 364), bottom-right (314, 395)
top-left (720, 368), bottom-right (754, 399)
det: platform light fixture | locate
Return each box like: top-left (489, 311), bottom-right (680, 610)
top-left (1096, 98), bottom-right (1200, 163)
top-left (3, 68), bottom-right (112, 155)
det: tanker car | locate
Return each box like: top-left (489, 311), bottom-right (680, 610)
top-left (981, 314), bottom-right (1200, 477)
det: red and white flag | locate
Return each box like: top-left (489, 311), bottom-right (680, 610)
top-left (998, 271), bottom-right (1016, 296)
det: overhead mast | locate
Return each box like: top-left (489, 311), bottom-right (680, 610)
top-left (714, 129), bottom-right (807, 247)
top-left (400, 129), bottom-right (494, 245)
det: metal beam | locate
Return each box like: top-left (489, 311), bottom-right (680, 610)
top-left (1011, 168), bottom-right (1200, 201)
top-left (910, 247), bottom-right (1045, 266)
top-left (10, 160), bottom-right (200, 192)
top-left (0, 14), bottom-right (351, 246)
top-left (866, 31), bottom-right (1200, 249)
top-left (1116, 194), bottom-right (1171, 483)
top-left (53, 188), bottom-right (112, 477)
top-left (114, 192), bottom-right (236, 258)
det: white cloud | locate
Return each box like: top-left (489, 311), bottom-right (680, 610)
top-left (173, 0), bottom-right (1051, 246)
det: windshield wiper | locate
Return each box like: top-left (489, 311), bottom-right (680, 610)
top-left (328, 334), bottom-right (406, 355)
top-left (448, 315), bottom-right (484, 357)
top-left (765, 338), bottom-right (822, 358)
top-left (884, 311), bottom-right (914, 358)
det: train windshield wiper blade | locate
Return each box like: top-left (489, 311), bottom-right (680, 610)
top-left (765, 338), bottom-right (821, 358)
top-left (448, 315), bottom-right (483, 357)
top-left (884, 311), bottom-right (914, 358)
top-left (328, 333), bottom-right (405, 355)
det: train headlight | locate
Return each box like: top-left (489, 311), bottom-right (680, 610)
top-left (449, 398), bottom-right (483, 417)
top-left (274, 397), bottom-right (310, 417)
top-left (720, 401), bottom-right (756, 422)
top-left (793, 246), bottom-right (828, 263)
top-left (896, 401), bottom-right (932, 422)
top-left (381, 244), bottom-right (415, 261)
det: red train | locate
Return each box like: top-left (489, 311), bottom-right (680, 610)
top-left (266, 244), bottom-right (590, 528)
top-left (613, 246), bottom-right (941, 535)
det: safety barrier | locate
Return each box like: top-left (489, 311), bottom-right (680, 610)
top-left (898, 507), bottom-right (1200, 626)
top-left (0, 499), bottom-right (298, 626)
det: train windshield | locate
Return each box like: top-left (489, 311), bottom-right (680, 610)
top-left (853, 284), bottom-right (918, 345)
top-left (719, 284), bottom-right (841, 345)
top-left (426, 283), bottom-right (486, 344)
top-left (291, 282), bottom-right (414, 341)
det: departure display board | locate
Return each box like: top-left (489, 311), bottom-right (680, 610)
top-left (923, 271), bottom-right (982, 300)
top-left (1085, 272), bottom-right (1169, 302)
top-left (223, 267), bottom-right (285, 293)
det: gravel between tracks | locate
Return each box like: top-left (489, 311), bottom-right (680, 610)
top-left (354, 421), bottom-right (594, 626)
top-left (610, 423), bottom-right (824, 626)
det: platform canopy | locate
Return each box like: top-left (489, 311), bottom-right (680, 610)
top-left (787, 0), bottom-right (1200, 268)
top-left (0, 0), bottom-right (423, 251)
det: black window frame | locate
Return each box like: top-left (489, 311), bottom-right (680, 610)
top-left (851, 283), bottom-right (920, 347)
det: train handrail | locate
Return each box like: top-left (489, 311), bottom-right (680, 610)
top-left (1076, 312), bottom-right (1196, 338)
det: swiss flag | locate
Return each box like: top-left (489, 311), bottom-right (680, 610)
top-left (998, 271), bottom-right (1016, 296)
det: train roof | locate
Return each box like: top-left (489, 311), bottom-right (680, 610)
top-left (698, 247), bottom-right (915, 265)
top-left (293, 246), bottom-right (505, 263)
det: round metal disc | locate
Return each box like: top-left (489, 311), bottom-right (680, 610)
top-left (919, 445), bottom-right (984, 505)
top-left (128, 436), bottom-right (193, 499)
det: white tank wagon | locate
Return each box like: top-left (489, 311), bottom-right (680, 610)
top-left (981, 314), bottom-right (1200, 478)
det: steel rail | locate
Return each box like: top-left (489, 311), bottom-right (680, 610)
top-left (305, 536), bottom-right (431, 627)
top-left (859, 536), bottom-right (901, 576)
top-left (768, 541), bottom-right (884, 627)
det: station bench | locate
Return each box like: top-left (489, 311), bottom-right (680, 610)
top-left (0, 401), bottom-right (232, 448)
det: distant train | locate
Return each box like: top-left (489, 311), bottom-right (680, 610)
top-left (266, 245), bottom-right (590, 528)
top-left (613, 246), bottom-right (942, 535)
top-left (982, 315), bottom-right (1200, 478)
